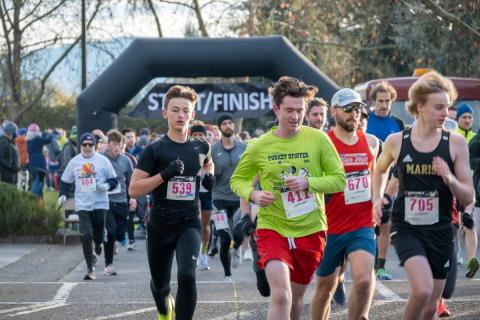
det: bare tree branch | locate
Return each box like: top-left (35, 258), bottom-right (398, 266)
top-left (421, 0), bottom-right (480, 40)
top-left (160, 0), bottom-right (193, 9)
top-left (192, 0), bottom-right (209, 37)
top-left (297, 39), bottom-right (399, 52)
top-left (146, 0), bottom-right (163, 37)
top-left (20, 0), bottom-right (68, 34)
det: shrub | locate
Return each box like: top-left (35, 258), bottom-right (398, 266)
top-left (0, 182), bottom-right (62, 237)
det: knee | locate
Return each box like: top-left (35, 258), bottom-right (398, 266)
top-left (313, 282), bottom-right (335, 303)
top-left (354, 275), bottom-right (372, 294)
top-left (411, 287), bottom-right (432, 305)
top-left (177, 269), bottom-right (195, 286)
top-left (271, 289), bottom-right (291, 306)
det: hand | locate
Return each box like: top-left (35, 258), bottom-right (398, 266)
top-left (160, 160), bottom-right (184, 181)
top-left (373, 198), bottom-right (383, 226)
top-left (129, 198), bottom-right (137, 211)
top-left (381, 194), bottom-right (393, 224)
top-left (98, 183), bottom-right (110, 192)
top-left (250, 190), bottom-right (275, 207)
top-left (57, 195), bottom-right (67, 207)
top-left (201, 173), bottom-right (216, 191)
top-left (432, 156), bottom-right (453, 186)
top-left (284, 176), bottom-right (309, 192)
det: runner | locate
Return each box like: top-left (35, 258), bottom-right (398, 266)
top-left (372, 71), bottom-right (474, 319)
top-left (311, 88), bottom-right (379, 320)
top-left (128, 85), bottom-right (214, 320)
top-left (58, 132), bottom-right (118, 280)
top-left (231, 76), bottom-right (345, 320)
top-left (306, 97), bottom-right (328, 131)
top-left (211, 113), bottom-right (247, 278)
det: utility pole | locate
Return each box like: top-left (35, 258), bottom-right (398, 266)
top-left (81, 0), bottom-right (87, 89)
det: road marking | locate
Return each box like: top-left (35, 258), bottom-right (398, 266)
top-left (375, 281), bottom-right (404, 301)
top-left (89, 307), bottom-right (156, 319)
top-left (53, 282), bottom-right (79, 302)
top-left (9, 303), bottom-right (66, 316)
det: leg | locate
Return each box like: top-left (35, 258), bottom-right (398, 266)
top-left (265, 260), bottom-right (292, 320)
top-left (104, 208), bottom-right (116, 266)
top-left (78, 211), bottom-right (95, 272)
top-left (115, 203), bottom-right (128, 244)
top-left (377, 220), bottom-right (392, 280)
top-left (200, 209), bottom-right (211, 253)
top-left (147, 223), bottom-right (175, 315)
top-left (347, 250), bottom-right (375, 320)
top-left (423, 279), bottom-right (447, 320)
top-left (127, 210), bottom-right (135, 244)
top-left (175, 228), bottom-right (201, 320)
top-left (311, 272), bottom-right (339, 320)
top-left (403, 256), bottom-right (434, 320)
top-left (91, 209), bottom-right (106, 255)
top-left (290, 281), bottom-right (308, 320)
top-left (218, 229), bottom-right (232, 277)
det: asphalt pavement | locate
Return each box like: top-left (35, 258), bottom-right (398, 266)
top-left (1, 230), bottom-right (479, 319)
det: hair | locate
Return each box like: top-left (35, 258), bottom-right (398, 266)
top-left (164, 85), bottom-right (198, 109)
top-left (268, 76), bottom-right (318, 106)
top-left (369, 81), bottom-right (397, 102)
top-left (107, 129), bottom-right (124, 143)
top-left (121, 128), bottom-right (136, 136)
top-left (307, 97), bottom-right (328, 115)
top-left (406, 71), bottom-right (458, 117)
top-left (191, 120), bottom-right (206, 126)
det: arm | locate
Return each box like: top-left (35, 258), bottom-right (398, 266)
top-left (372, 134), bottom-right (399, 225)
top-left (230, 144), bottom-right (258, 202)
top-left (129, 169), bottom-right (164, 198)
top-left (433, 135), bottom-right (475, 206)
top-left (469, 138), bottom-right (480, 170)
top-left (307, 134), bottom-right (345, 194)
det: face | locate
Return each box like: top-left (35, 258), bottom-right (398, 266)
top-left (458, 112), bottom-right (473, 131)
top-left (332, 104), bottom-right (361, 132)
top-left (80, 141), bottom-right (95, 157)
top-left (206, 131), bottom-right (215, 144)
top-left (191, 132), bottom-right (207, 141)
top-left (108, 140), bottom-right (121, 157)
top-left (274, 95), bottom-right (306, 134)
top-left (220, 119), bottom-right (235, 138)
top-left (417, 92), bottom-right (450, 128)
top-left (125, 132), bottom-right (136, 148)
top-left (163, 98), bottom-right (195, 131)
top-left (307, 105), bottom-right (327, 130)
top-left (448, 108), bottom-right (457, 120)
top-left (374, 91), bottom-right (393, 117)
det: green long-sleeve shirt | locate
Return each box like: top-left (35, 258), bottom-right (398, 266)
top-left (231, 126), bottom-right (345, 237)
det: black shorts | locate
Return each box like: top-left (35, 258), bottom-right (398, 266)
top-left (391, 224), bottom-right (453, 279)
top-left (199, 192), bottom-right (213, 211)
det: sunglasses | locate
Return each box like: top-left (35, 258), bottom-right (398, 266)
top-left (336, 104), bottom-right (362, 113)
top-left (81, 143), bottom-right (94, 147)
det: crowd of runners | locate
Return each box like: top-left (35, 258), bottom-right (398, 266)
top-left (1, 71), bottom-right (480, 320)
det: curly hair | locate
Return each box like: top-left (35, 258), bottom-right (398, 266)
top-left (268, 76), bottom-right (318, 107)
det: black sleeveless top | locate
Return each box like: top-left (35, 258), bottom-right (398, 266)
top-left (392, 128), bottom-right (454, 230)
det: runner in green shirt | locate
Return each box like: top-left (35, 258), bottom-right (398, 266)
top-left (231, 76), bottom-right (345, 320)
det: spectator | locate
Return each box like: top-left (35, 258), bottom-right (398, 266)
top-left (0, 121), bottom-right (19, 184)
top-left (15, 128), bottom-right (29, 191)
top-left (27, 123), bottom-right (53, 201)
top-left (455, 102), bottom-right (475, 143)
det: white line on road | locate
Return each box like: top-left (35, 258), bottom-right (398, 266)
top-left (9, 303), bottom-right (66, 316)
top-left (375, 281), bottom-right (404, 301)
top-left (89, 307), bottom-right (156, 320)
top-left (53, 282), bottom-right (79, 302)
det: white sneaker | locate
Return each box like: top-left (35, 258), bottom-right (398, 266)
top-left (231, 248), bottom-right (242, 268)
top-left (458, 254), bottom-right (464, 265)
top-left (198, 254), bottom-right (210, 270)
top-left (126, 243), bottom-right (135, 251)
top-left (104, 264), bottom-right (117, 276)
top-left (224, 276), bottom-right (233, 282)
top-left (243, 248), bottom-right (253, 261)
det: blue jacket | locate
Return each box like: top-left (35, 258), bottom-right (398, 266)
top-left (27, 134), bottom-right (53, 171)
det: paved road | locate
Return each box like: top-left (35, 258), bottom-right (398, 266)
top-left (0, 231), bottom-right (479, 319)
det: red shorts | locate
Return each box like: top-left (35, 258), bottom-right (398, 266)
top-left (255, 228), bottom-right (326, 285)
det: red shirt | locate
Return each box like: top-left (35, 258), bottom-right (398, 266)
top-left (326, 130), bottom-right (375, 234)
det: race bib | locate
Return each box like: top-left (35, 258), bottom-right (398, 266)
top-left (405, 191), bottom-right (439, 225)
top-left (166, 176), bottom-right (196, 201)
top-left (344, 170), bottom-right (371, 205)
top-left (281, 190), bottom-right (318, 219)
top-left (79, 177), bottom-right (96, 193)
top-left (212, 209), bottom-right (228, 230)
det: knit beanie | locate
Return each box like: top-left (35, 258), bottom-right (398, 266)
top-left (217, 113), bottom-right (234, 127)
top-left (456, 103), bottom-right (474, 120)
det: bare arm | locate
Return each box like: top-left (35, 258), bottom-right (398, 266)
top-left (128, 169), bottom-right (164, 198)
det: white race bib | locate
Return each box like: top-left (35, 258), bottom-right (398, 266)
top-left (281, 190), bottom-right (318, 219)
top-left (79, 177), bottom-right (96, 193)
top-left (166, 176), bottom-right (196, 201)
top-left (405, 191), bottom-right (439, 225)
top-left (212, 209), bottom-right (229, 230)
top-left (344, 170), bottom-right (371, 205)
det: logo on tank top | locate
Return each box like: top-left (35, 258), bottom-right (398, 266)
top-left (402, 154), bottom-right (413, 163)
top-left (406, 163), bottom-right (437, 175)
top-left (340, 153), bottom-right (368, 166)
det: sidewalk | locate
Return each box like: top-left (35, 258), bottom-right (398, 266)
top-left (0, 244), bottom-right (36, 269)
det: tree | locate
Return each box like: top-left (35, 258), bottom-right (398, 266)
top-left (0, 0), bottom-right (103, 122)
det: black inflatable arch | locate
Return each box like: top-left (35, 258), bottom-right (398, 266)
top-left (76, 36), bottom-right (339, 136)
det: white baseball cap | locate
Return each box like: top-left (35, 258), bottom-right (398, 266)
top-left (331, 88), bottom-right (366, 107)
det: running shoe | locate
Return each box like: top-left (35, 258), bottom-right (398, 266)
top-left (84, 270), bottom-right (96, 280)
top-left (466, 257), bottom-right (479, 278)
top-left (457, 253), bottom-right (464, 265)
top-left (198, 254), bottom-right (210, 270)
top-left (92, 254), bottom-right (97, 266)
top-left (243, 248), bottom-right (253, 261)
top-left (224, 276), bottom-right (233, 282)
top-left (232, 248), bottom-right (242, 268)
top-left (157, 294), bottom-right (175, 320)
top-left (127, 242), bottom-right (136, 251)
top-left (333, 280), bottom-right (346, 305)
top-left (376, 268), bottom-right (392, 280)
top-left (208, 246), bottom-right (218, 257)
top-left (114, 241), bottom-right (119, 255)
top-left (437, 298), bottom-right (451, 317)
top-left (104, 264), bottom-right (117, 276)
